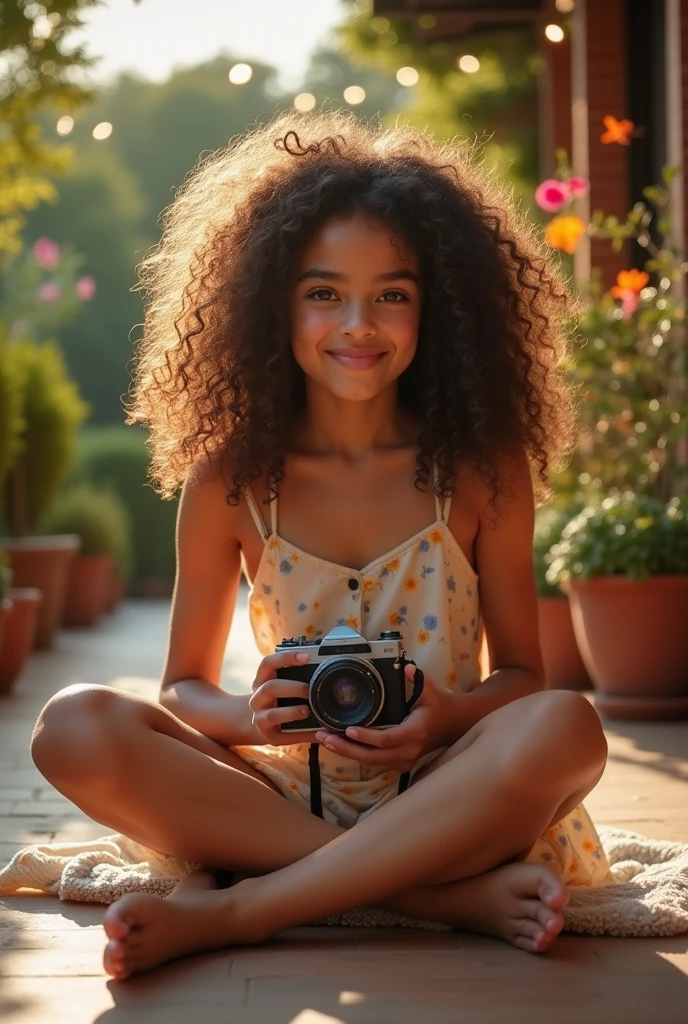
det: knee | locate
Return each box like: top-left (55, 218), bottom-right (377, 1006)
top-left (31, 684), bottom-right (137, 783)
top-left (510, 689), bottom-right (608, 783)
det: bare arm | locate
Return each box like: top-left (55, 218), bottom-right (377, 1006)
top-left (158, 463), bottom-right (262, 746)
top-left (444, 451), bottom-right (545, 736)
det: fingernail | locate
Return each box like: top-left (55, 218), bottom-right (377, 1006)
top-left (300, 706), bottom-right (310, 716)
top-left (315, 731), bottom-right (326, 742)
top-left (346, 728), bottom-right (358, 739)
top-left (296, 652), bottom-right (309, 662)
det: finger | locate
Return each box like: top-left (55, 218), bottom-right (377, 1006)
top-left (258, 704), bottom-right (312, 729)
top-left (315, 731), bottom-right (413, 767)
top-left (346, 717), bottom-right (421, 748)
top-left (249, 679), bottom-right (310, 711)
top-left (252, 651), bottom-right (310, 689)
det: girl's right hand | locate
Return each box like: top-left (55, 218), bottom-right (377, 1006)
top-left (248, 650), bottom-right (315, 746)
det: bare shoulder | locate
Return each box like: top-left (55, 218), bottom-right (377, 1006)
top-left (458, 449), bottom-right (534, 530)
top-left (181, 456), bottom-right (242, 543)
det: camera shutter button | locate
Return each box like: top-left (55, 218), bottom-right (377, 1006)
top-left (348, 577), bottom-right (359, 591)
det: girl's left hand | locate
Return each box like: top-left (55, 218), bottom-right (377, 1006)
top-left (314, 663), bottom-right (452, 772)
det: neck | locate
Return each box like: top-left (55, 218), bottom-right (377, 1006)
top-left (292, 381), bottom-right (418, 461)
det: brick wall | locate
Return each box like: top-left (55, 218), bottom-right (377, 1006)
top-left (586, 0), bottom-right (631, 289)
top-left (682, 0), bottom-right (688, 257)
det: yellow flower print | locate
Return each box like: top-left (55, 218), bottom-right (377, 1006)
top-left (544, 827), bottom-right (559, 840)
top-left (252, 601), bottom-right (266, 618)
top-left (446, 669), bottom-right (457, 685)
top-left (389, 612), bottom-right (400, 626)
top-left (384, 557), bottom-right (401, 573)
top-left (305, 624), bottom-right (316, 637)
top-left (340, 785), bottom-right (354, 795)
top-left (288, 782), bottom-right (299, 792)
top-left (429, 528), bottom-right (443, 545)
top-left (568, 857), bottom-right (579, 876)
top-left (459, 652), bottom-right (471, 660)
top-left (346, 615), bottom-right (359, 629)
top-left (582, 839), bottom-right (595, 853)
top-left (289, 553), bottom-right (299, 562)
top-left (312, 600), bottom-right (320, 609)
top-left (417, 630), bottom-right (430, 644)
top-left (363, 578), bottom-right (374, 592)
top-left (268, 538), bottom-right (280, 550)
top-left (404, 576), bottom-right (419, 592)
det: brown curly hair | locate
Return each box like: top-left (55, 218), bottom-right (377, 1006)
top-left (127, 108), bottom-right (577, 512)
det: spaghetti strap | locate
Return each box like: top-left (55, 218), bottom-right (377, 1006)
top-left (433, 458), bottom-right (452, 524)
top-left (270, 493), bottom-right (278, 536)
top-left (244, 487), bottom-right (270, 541)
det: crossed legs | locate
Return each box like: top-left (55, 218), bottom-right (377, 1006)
top-left (30, 684), bottom-right (607, 977)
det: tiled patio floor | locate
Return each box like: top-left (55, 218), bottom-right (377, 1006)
top-left (0, 592), bottom-right (686, 1023)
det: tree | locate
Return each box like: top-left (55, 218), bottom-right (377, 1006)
top-left (0, 0), bottom-right (101, 259)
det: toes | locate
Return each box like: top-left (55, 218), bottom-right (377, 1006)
top-left (513, 934), bottom-right (544, 954)
top-left (536, 903), bottom-right (565, 937)
top-left (103, 939), bottom-right (129, 979)
top-left (538, 878), bottom-right (569, 911)
top-left (103, 906), bottom-right (133, 942)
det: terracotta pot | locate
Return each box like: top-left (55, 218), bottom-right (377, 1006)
top-left (567, 575), bottom-right (688, 719)
top-left (2, 535), bottom-right (79, 649)
top-left (0, 597), bottom-right (13, 664)
top-left (0, 588), bottom-right (42, 693)
top-left (62, 553), bottom-right (114, 628)
top-left (537, 596), bottom-right (591, 691)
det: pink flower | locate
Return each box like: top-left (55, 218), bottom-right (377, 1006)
top-left (75, 275), bottom-right (96, 301)
top-left (565, 176), bottom-right (589, 198)
top-left (619, 291), bottom-right (640, 318)
top-left (36, 282), bottom-right (61, 303)
top-left (535, 178), bottom-right (568, 212)
top-left (32, 237), bottom-right (61, 269)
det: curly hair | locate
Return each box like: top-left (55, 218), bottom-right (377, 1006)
top-left (127, 108), bottom-right (577, 513)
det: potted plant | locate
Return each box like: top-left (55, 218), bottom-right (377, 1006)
top-left (1, 340), bottom-right (89, 647)
top-left (547, 493), bottom-right (688, 718)
top-left (0, 548), bottom-right (13, 663)
top-left (42, 483), bottom-right (133, 627)
top-left (533, 503), bottom-right (590, 691)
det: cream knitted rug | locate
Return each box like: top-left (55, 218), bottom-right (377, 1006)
top-left (1, 826), bottom-right (686, 938)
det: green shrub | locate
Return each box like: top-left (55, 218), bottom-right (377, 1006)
top-left (42, 484), bottom-right (133, 578)
top-left (547, 492), bottom-right (688, 584)
top-left (0, 330), bottom-right (25, 499)
top-left (533, 502), bottom-right (584, 597)
top-left (3, 341), bottom-right (89, 535)
top-left (71, 425), bottom-right (179, 581)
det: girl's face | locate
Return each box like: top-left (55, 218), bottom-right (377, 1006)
top-left (289, 213), bottom-right (422, 402)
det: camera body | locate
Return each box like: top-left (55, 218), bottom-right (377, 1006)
top-left (276, 625), bottom-right (409, 734)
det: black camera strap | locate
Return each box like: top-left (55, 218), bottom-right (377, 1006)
top-left (308, 661), bottom-right (425, 819)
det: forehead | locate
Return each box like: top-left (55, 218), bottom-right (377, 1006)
top-left (297, 214), bottom-right (419, 270)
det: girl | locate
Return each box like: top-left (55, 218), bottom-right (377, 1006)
top-left (30, 110), bottom-right (610, 980)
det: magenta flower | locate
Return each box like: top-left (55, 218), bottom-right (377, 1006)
top-left (535, 178), bottom-right (568, 213)
top-left (32, 237), bottom-right (61, 269)
top-left (565, 176), bottom-right (590, 198)
top-left (75, 275), bottom-right (96, 301)
top-left (36, 282), bottom-right (61, 303)
top-left (619, 291), bottom-right (640, 319)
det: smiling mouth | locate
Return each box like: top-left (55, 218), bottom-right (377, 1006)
top-left (326, 349), bottom-right (388, 371)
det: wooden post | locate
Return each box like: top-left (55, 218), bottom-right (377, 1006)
top-left (571, 0), bottom-right (590, 285)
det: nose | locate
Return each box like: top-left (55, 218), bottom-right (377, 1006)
top-left (340, 299), bottom-right (377, 339)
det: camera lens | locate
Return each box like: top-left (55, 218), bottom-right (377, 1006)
top-left (309, 657), bottom-right (384, 732)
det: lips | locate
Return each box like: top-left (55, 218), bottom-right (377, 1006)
top-left (326, 348), bottom-right (388, 371)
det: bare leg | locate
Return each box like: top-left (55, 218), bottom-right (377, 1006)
top-left (63, 689), bottom-right (607, 977)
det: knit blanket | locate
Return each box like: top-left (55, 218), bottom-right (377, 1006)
top-left (1, 826), bottom-right (686, 938)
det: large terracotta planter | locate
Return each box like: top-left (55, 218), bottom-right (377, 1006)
top-left (0, 588), bottom-right (42, 694)
top-left (62, 553), bottom-right (114, 628)
top-left (2, 535), bottom-right (79, 649)
top-left (537, 596), bottom-right (591, 691)
top-left (0, 597), bottom-right (12, 665)
top-left (566, 575), bottom-right (688, 719)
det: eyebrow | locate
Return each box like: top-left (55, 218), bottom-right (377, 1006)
top-left (296, 268), bottom-right (420, 286)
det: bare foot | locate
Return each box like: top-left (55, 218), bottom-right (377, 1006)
top-left (431, 862), bottom-right (569, 953)
top-left (102, 877), bottom-right (257, 980)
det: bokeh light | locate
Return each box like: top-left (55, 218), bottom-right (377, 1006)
top-left (92, 121), bottom-right (113, 140)
top-left (396, 67), bottom-right (419, 87)
top-left (229, 63), bottom-right (253, 85)
top-left (555, 0), bottom-right (575, 12)
top-left (294, 92), bottom-right (316, 111)
top-left (545, 24), bottom-right (565, 42)
top-left (56, 115), bottom-right (74, 135)
top-left (343, 85), bottom-right (365, 105)
top-left (458, 55), bottom-right (480, 73)
top-left (418, 14), bottom-right (437, 29)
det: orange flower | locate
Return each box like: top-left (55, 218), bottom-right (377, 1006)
top-left (384, 557), bottom-right (401, 573)
top-left (363, 578), bottom-right (374, 592)
top-left (601, 114), bottom-right (634, 145)
top-left (582, 838), bottom-right (595, 853)
top-left (389, 612), bottom-right (400, 626)
top-left (609, 269), bottom-right (649, 297)
top-left (289, 553), bottom-right (299, 562)
top-left (346, 615), bottom-right (359, 629)
top-left (544, 215), bottom-right (587, 254)
top-left (568, 857), bottom-right (579, 875)
top-left (268, 538), bottom-right (280, 550)
top-left (417, 629), bottom-right (430, 644)
top-left (305, 624), bottom-right (315, 636)
top-left (544, 827), bottom-right (559, 840)
top-left (429, 529), bottom-right (443, 545)
top-left (403, 576), bottom-right (419, 592)
top-left (312, 600), bottom-right (320, 608)
top-left (446, 669), bottom-right (457, 684)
